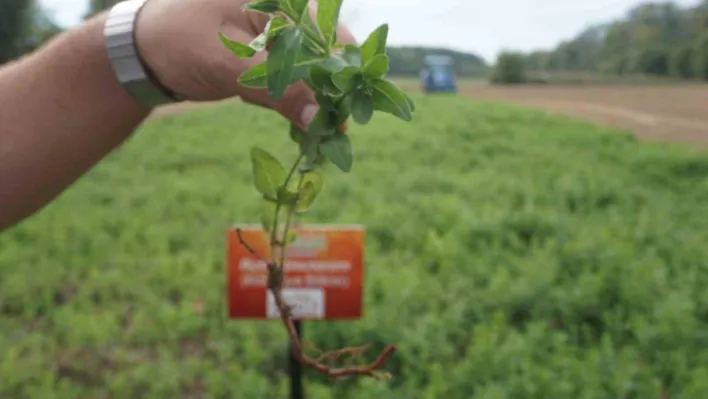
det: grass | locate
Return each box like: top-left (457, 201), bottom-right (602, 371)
top-left (3, 93), bottom-right (708, 398)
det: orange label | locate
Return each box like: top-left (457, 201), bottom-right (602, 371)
top-left (227, 224), bottom-right (364, 320)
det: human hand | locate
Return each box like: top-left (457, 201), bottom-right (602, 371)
top-left (134, 0), bottom-right (357, 131)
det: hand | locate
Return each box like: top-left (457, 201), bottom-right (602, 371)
top-left (134, 0), bottom-right (357, 131)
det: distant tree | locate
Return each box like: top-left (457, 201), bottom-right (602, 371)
top-left (0, 0), bottom-right (33, 63)
top-left (518, 0), bottom-right (708, 80)
top-left (491, 52), bottom-right (526, 84)
top-left (630, 46), bottom-right (669, 75)
top-left (524, 51), bottom-right (551, 71)
top-left (15, 1), bottom-right (64, 55)
top-left (386, 46), bottom-right (487, 77)
top-left (85, 0), bottom-right (121, 19)
top-left (693, 32), bottom-right (708, 80)
top-left (670, 44), bottom-right (694, 78)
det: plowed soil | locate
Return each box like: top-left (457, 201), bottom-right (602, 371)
top-left (452, 84), bottom-right (708, 146)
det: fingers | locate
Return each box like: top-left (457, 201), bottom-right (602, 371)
top-left (335, 20), bottom-right (358, 46)
top-left (238, 79), bottom-right (318, 132)
top-left (214, 25), bottom-right (317, 130)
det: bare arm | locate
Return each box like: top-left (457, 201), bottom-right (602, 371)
top-left (0, 13), bottom-right (151, 231)
top-left (0, 0), bottom-right (358, 232)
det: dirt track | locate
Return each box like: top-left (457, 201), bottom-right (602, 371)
top-left (151, 84), bottom-right (708, 146)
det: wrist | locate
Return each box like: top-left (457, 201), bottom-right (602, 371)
top-left (104, 0), bottom-right (184, 107)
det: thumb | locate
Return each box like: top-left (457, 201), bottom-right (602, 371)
top-left (272, 86), bottom-right (348, 134)
top-left (271, 81), bottom-right (319, 132)
top-left (235, 69), bottom-right (319, 132)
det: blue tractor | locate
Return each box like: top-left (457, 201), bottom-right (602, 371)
top-left (420, 55), bottom-right (458, 93)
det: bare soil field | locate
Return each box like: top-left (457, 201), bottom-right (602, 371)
top-left (455, 84), bottom-right (708, 146)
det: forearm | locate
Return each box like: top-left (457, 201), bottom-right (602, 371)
top-left (0, 13), bottom-right (152, 231)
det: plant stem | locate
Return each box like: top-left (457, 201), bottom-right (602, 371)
top-left (280, 173), bottom-right (305, 267)
top-left (269, 153), bottom-right (304, 265)
top-left (301, 28), bottom-right (329, 55)
top-left (278, 6), bottom-right (329, 55)
top-left (240, 4), bottom-right (399, 379)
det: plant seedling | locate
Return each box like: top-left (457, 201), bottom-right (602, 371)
top-left (219, 0), bottom-right (415, 380)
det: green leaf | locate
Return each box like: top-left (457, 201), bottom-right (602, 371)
top-left (244, 0), bottom-right (281, 14)
top-left (351, 90), bottom-right (373, 124)
top-left (285, 230), bottom-right (298, 244)
top-left (277, 186), bottom-right (299, 206)
top-left (299, 132), bottom-right (321, 167)
top-left (336, 94), bottom-right (352, 124)
top-left (266, 16), bottom-right (290, 38)
top-left (404, 91), bottom-right (416, 112)
top-left (294, 171), bottom-right (324, 212)
top-left (308, 65), bottom-right (341, 96)
top-left (259, 200), bottom-right (277, 233)
top-left (359, 24), bottom-right (388, 64)
top-left (331, 66), bottom-right (361, 92)
top-left (299, 4), bottom-right (322, 36)
top-left (308, 65), bottom-right (329, 88)
top-left (307, 108), bottom-right (338, 136)
top-left (219, 32), bottom-right (256, 58)
top-left (238, 62), bottom-right (267, 88)
top-left (298, 10), bottom-right (330, 56)
top-left (362, 54), bottom-right (389, 79)
top-left (238, 58), bottom-right (315, 89)
top-left (317, 0), bottom-right (344, 46)
top-left (315, 91), bottom-right (337, 111)
top-left (303, 170), bottom-right (324, 192)
top-left (287, 0), bottom-right (310, 20)
top-left (289, 123), bottom-right (303, 143)
top-left (319, 134), bottom-right (353, 172)
top-left (298, 133), bottom-right (320, 162)
top-left (250, 147), bottom-right (287, 198)
top-left (296, 44), bottom-right (324, 64)
top-left (342, 44), bottom-right (361, 68)
top-left (369, 78), bottom-right (413, 122)
top-left (266, 26), bottom-right (303, 100)
top-left (341, 44), bottom-right (361, 67)
top-left (293, 63), bottom-right (313, 84)
top-left (318, 55), bottom-right (349, 73)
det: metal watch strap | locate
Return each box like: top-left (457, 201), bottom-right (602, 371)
top-left (104, 0), bottom-right (184, 107)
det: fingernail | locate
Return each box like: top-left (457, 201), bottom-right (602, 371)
top-left (300, 104), bottom-right (318, 130)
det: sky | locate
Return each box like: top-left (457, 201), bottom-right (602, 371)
top-left (39, 0), bottom-right (702, 63)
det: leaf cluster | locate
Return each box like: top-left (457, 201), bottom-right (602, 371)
top-left (219, 0), bottom-right (416, 174)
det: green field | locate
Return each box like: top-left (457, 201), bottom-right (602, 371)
top-left (3, 94), bottom-right (708, 398)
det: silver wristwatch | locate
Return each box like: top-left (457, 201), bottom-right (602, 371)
top-left (104, 0), bottom-right (184, 107)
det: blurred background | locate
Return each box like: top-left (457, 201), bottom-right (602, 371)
top-left (3, 0), bottom-right (708, 398)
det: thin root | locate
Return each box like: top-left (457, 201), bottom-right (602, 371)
top-left (235, 228), bottom-right (397, 379)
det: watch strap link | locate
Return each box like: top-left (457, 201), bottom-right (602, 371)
top-left (104, 0), bottom-right (184, 107)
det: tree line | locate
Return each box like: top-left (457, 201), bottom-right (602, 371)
top-left (493, 0), bottom-right (708, 83)
top-left (386, 46), bottom-right (488, 77)
top-left (1, 0), bottom-right (127, 65)
top-left (0, 0), bottom-right (62, 64)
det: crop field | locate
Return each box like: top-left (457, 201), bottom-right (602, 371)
top-left (4, 91), bottom-right (708, 398)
